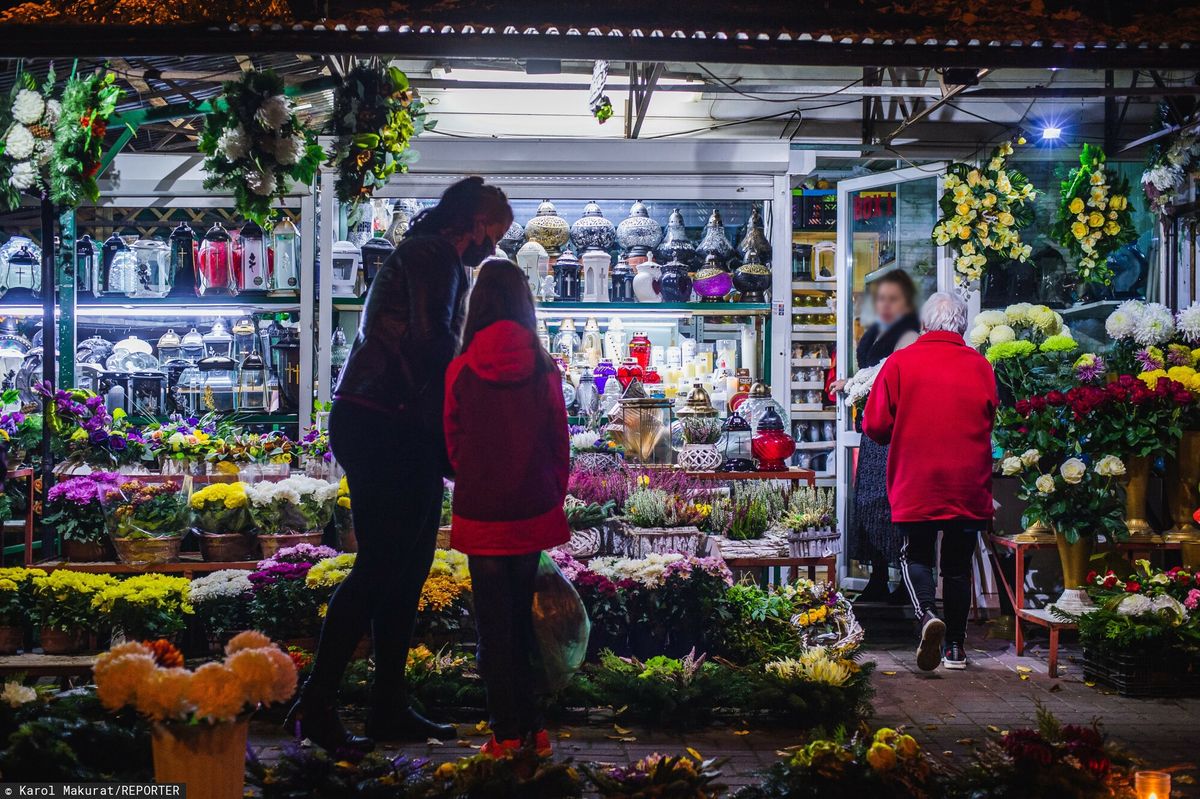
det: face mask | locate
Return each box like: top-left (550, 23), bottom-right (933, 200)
top-left (461, 236), bottom-right (495, 267)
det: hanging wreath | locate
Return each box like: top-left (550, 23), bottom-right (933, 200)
top-left (0, 66), bottom-right (59, 210)
top-left (327, 64), bottom-right (430, 208)
top-left (1141, 118), bottom-right (1200, 214)
top-left (50, 69), bottom-right (123, 208)
top-left (1052, 144), bottom-right (1136, 286)
top-left (932, 138), bottom-right (1037, 287)
top-left (199, 69), bottom-right (323, 225)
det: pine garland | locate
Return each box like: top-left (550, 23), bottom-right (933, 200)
top-left (50, 69), bottom-right (122, 208)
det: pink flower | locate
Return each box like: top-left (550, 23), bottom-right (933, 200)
top-left (1185, 589), bottom-right (1200, 611)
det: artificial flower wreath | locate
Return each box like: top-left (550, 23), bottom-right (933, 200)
top-left (932, 138), bottom-right (1037, 287)
top-left (1052, 144), bottom-right (1136, 286)
top-left (50, 68), bottom-right (123, 208)
top-left (199, 69), bottom-right (323, 226)
top-left (327, 63), bottom-right (429, 210)
top-left (0, 67), bottom-right (59, 210)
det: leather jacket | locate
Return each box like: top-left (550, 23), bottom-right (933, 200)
top-left (335, 235), bottom-right (468, 431)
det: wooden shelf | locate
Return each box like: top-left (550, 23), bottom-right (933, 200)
top-left (687, 468), bottom-right (816, 484)
top-left (0, 653), bottom-right (96, 677)
top-left (39, 556), bottom-right (257, 577)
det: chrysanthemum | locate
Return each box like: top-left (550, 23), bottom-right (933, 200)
top-left (94, 652), bottom-right (157, 712)
top-left (134, 667), bottom-right (193, 722)
top-left (226, 647), bottom-right (282, 706)
top-left (1105, 300), bottom-right (1143, 340)
top-left (1177, 302), bottom-right (1200, 344)
top-left (1132, 302), bottom-right (1176, 346)
top-left (1135, 346), bottom-right (1165, 372)
top-left (225, 630), bottom-right (271, 654)
top-left (187, 662), bottom-right (247, 722)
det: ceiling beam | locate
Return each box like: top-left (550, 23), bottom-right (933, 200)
top-left (882, 68), bottom-right (992, 144)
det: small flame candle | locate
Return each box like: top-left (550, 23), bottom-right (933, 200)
top-left (1135, 771), bottom-right (1171, 799)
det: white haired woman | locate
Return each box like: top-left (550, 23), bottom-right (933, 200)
top-left (861, 292), bottom-right (999, 671)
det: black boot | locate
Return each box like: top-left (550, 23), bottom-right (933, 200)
top-left (283, 682), bottom-right (374, 754)
top-left (367, 700), bottom-right (456, 741)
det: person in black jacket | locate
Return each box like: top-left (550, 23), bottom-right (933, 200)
top-left (286, 177), bottom-right (513, 753)
top-left (836, 269), bottom-right (920, 603)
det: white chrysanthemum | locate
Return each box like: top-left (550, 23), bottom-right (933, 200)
top-left (0, 682), bottom-right (36, 707)
top-left (1105, 300), bottom-right (1143, 340)
top-left (1176, 302), bottom-right (1200, 344)
top-left (8, 161), bottom-right (35, 190)
top-left (5, 124), bottom-right (35, 160)
top-left (1132, 302), bottom-right (1176, 346)
top-left (1004, 303), bottom-right (1033, 325)
top-left (274, 135), bottom-right (306, 166)
top-left (968, 325), bottom-right (990, 348)
top-left (189, 569), bottom-right (253, 604)
top-left (254, 95), bottom-right (292, 131)
top-left (42, 99), bottom-right (61, 127)
top-left (217, 124), bottom-right (249, 161)
top-left (1028, 305), bottom-right (1059, 334)
top-left (988, 325), bottom-right (1016, 345)
top-left (245, 168), bottom-right (277, 197)
top-left (974, 310), bottom-right (1008, 328)
top-left (11, 89), bottom-right (45, 125)
top-left (1116, 594), bottom-right (1154, 616)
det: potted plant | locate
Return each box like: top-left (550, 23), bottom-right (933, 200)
top-left (245, 475), bottom-right (338, 557)
top-left (305, 552), bottom-right (370, 657)
top-left (676, 416), bottom-right (723, 472)
top-left (30, 570), bottom-right (117, 653)
top-left (101, 479), bottom-right (188, 566)
top-left (92, 573), bottom-right (193, 643)
top-left (620, 471), bottom-right (711, 557)
top-left (0, 567), bottom-right (44, 653)
top-left (247, 544), bottom-right (337, 646)
top-left (414, 548), bottom-right (473, 650)
top-left (44, 473), bottom-right (122, 561)
top-left (37, 385), bottom-right (143, 473)
top-left (782, 486), bottom-right (839, 558)
top-left (92, 631), bottom-right (297, 798)
top-left (297, 425), bottom-right (334, 480)
top-left (562, 496), bottom-right (615, 558)
top-left (587, 752), bottom-right (726, 798)
top-left (189, 569), bottom-right (253, 651)
top-left (570, 427), bottom-right (623, 472)
top-left (189, 481), bottom-right (255, 561)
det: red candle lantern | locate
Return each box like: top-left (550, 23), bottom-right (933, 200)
top-left (628, 331), bottom-right (652, 368)
top-left (617, 357), bottom-right (643, 389)
top-left (751, 406), bottom-right (795, 472)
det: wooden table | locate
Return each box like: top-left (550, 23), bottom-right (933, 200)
top-left (0, 653), bottom-right (96, 677)
top-left (37, 555), bottom-right (257, 579)
top-left (687, 468), bottom-right (817, 485)
top-left (985, 534), bottom-right (1183, 677)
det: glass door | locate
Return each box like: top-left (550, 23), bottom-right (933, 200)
top-left (833, 164), bottom-right (948, 583)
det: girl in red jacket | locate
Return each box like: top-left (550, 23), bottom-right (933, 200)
top-left (444, 257), bottom-right (570, 757)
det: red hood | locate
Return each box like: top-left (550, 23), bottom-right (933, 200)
top-left (464, 320), bottom-right (539, 385)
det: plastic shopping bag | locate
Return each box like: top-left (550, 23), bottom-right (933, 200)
top-left (531, 551), bottom-right (591, 693)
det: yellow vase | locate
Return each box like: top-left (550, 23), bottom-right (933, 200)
top-left (1165, 430), bottom-right (1200, 543)
top-left (152, 718), bottom-right (249, 799)
top-left (1051, 533), bottom-right (1095, 613)
top-left (1014, 518), bottom-right (1054, 543)
top-left (1121, 455), bottom-right (1158, 540)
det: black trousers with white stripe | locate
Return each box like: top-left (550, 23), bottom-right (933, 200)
top-left (898, 520), bottom-right (981, 646)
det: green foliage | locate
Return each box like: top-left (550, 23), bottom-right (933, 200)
top-left (564, 497), bottom-right (613, 531)
top-left (50, 68), bottom-right (123, 208)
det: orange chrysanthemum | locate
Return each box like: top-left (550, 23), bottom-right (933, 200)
top-left (142, 639), bottom-right (184, 669)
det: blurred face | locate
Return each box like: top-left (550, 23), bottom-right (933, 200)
top-left (873, 281), bottom-right (913, 326)
top-left (461, 211), bottom-right (514, 267)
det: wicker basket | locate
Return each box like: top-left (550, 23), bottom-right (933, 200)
top-left (112, 536), bottom-right (182, 567)
top-left (198, 532), bottom-right (257, 562)
top-left (787, 527), bottom-right (841, 559)
top-left (258, 532), bottom-right (323, 558)
top-left (622, 525), bottom-right (708, 558)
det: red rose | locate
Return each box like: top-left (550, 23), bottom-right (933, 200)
top-left (1174, 390), bottom-right (1194, 405)
top-left (1014, 400), bottom-right (1031, 415)
top-left (1117, 374), bottom-right (1137, 387)
top-left (1046, 391), bottom-right (1067, 406)
top-left (1102, 575), bottom-right (1117, 589)
top-left (1086, 570), bottom-right (1098, 584)
top-left (1177, 572), bottom-right (1192, 585)
top-left (1125, 581), bottom-right (1141, 592)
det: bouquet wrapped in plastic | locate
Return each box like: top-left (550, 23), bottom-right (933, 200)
top-left (189, 481), bottom-right (251, 534)
top-left (102, 479), bottom-right (187, 540)
top-left (245, 476), bottom-right (338, 535)
top-left (532, 551), bottom-right (591, 692)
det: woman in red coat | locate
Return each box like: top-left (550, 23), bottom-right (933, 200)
top-left (444, 257), bottom-right (570, 757)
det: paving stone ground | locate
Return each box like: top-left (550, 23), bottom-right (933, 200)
top-left (250, 622), bottom-right (1200, 794)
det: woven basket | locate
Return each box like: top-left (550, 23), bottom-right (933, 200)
top-left (622, 525), bottom-right (708, 558)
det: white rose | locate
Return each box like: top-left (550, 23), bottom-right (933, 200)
top-left (254, 95), bottom-right (292, 131)
top-left (988, 325), bottom-right (1016, 345)
top-left (11, 89), bottom-right (45, 125)
top-left (1020, 449), bottom-right (1041, 467)
top-left (245, 168), bottom-right (277, 197)
top-left (1060, 458), bottom-right (1087, 485)
top-left (1001, 456), bottom-right (1023, 476)
top-left (8, 161), bottom-right (35, 190)
top-left (5, 124), bottom-right (35, 160)
top-left (1094, 455), bottom-right (1126, 478)
top-left (1035, 474), bottom-right (1056, 494)
top-left (968, 325), bottom-right (990, 348)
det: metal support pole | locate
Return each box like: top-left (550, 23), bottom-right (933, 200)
top-left (56, 209), bottom-right (76, 388)
top-left (38, 195), bottom-right (56, 559)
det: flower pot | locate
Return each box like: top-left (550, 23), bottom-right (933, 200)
top-left (62, 538), bottom-right (116, 562)
top-left (1121, 454), bottom-right (1158, 540)
top-left (257, 531), bottom-right (323, 558)
top-left (0, 625), bottom-right (23, 654)
top-left (1050, 533), bottom-right (1095, 614)
top-left (1165, 430), bottom-right (1200, 543)
top-left (677, 443), bottom-right (722, 472)
top-left (198, 532), bottom-right (257, 562)
top-left (622, 525), bottom-right (707, 558)
top-left (573, 451), bottom-right (622, 473)
top-left (112, 536), bottom-right (182, 567)
top-left (437, 526), bottom-right (453, 550)
top-left (39, 626), bottom-right (86, 654)
top-left (152, 717), bottom-right (249, 799)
